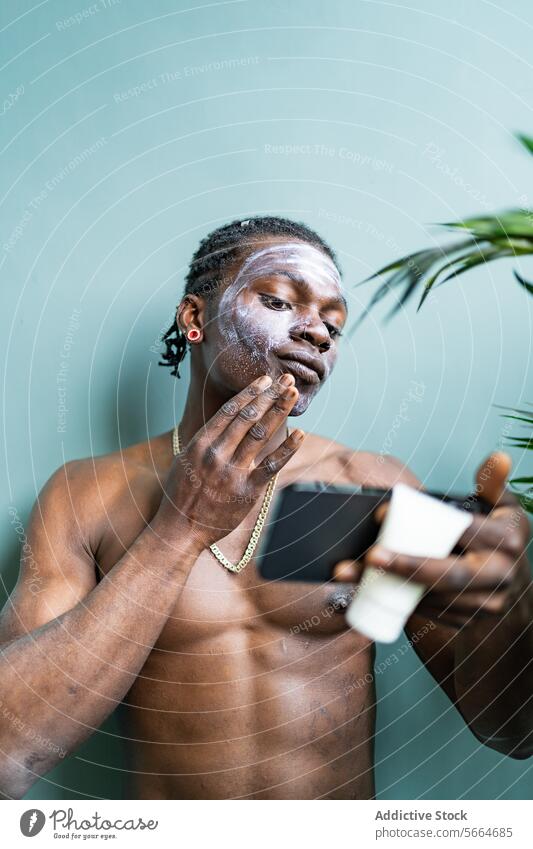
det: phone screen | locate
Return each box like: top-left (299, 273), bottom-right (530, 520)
top-left (256, 483), bottom-right (388, 582)
top-left (255, 482), bottom-right (489, 583)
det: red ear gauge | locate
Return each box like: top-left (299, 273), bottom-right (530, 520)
top-left (187, 328), bottom-right (201, 342)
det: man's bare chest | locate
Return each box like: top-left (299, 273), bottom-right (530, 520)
top-left (93, 443), bottom-right (369, 645)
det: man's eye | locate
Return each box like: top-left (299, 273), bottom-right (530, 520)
top-left (259, 294), bottom-right (292, 310)
top-left (259, 294), bottom-right (342, 337)
top-left (324, 322), bottom-right (342, 339)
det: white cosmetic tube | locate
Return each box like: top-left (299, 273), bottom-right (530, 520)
top-left (345, 483), bottom-right (474, 643)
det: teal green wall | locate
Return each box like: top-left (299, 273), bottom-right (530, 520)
top-left (2, 0), bottom-right (532, 799)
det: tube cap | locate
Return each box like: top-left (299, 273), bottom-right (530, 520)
top-left (345, 569), bottom-right (425, 643)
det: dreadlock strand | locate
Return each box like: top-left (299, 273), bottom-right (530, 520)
top-left (158, 319), bottom-right (188, 379)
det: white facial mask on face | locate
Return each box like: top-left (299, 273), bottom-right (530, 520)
top-left (216, 241), bottom-right (344, 374)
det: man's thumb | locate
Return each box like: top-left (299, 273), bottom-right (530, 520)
top-left (475, 451), bottom-right (512, 506)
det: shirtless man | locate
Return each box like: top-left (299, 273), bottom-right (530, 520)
top-left (1, 216), bottom-right (532, 800)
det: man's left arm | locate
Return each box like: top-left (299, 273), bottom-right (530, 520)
top-left (335, 451), bottom-right (533, 759)
top-left (394, 453), bottom-right (533, 759)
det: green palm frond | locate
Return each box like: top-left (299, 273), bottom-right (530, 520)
top-left (351, 132), bottom-right (533, 334)
top-left (352, 131), bottom-right (533, 513)
top-left (514, 270), bottom-right (533, 295)
top-left (516, 133), bottom-right (533, 156)
top-left (496, 403), bottom-right (533, 514)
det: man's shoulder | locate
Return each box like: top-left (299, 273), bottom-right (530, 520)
top-left (44, 431), bottom-right (172, 546)
top-left (62, 430), bottom-right (171, 482)
top-left (300, 431), bottom-right (421, 489)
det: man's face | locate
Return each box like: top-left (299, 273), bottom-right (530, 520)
top-left (199, 236), bottom-right (347, 415)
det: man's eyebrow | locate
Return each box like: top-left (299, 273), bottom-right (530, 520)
top-left (273, 271), bottom-right (348, 311)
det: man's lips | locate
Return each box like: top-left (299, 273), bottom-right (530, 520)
top-left (277, 351), bottom-right (325, 384)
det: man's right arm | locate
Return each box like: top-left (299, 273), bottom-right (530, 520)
top-left (0, 372), bottom-right (304, 798)
top-left (0, 461), bottom-right (203, 799)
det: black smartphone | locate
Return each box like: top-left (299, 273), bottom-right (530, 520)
top-left (255, 481), bottom-right (490, 583)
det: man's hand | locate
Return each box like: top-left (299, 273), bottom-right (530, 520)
top-left (155, 373), bottom-right (304, 549)
top-left (333, 452), bottom-right (531, 629)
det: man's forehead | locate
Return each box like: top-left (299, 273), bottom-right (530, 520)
top-left (233, 238), bottom-right (346, 308)
top-left (274, 269), bottom-right (348, 312)
top-left (237, 239), bottom-right (340, 280)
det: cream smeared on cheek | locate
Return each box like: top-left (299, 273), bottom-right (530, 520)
top-left (217, 242), bottom-right (343, 382)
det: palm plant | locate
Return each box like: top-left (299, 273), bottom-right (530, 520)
top-left (353, 132), bottom-right (533, 511)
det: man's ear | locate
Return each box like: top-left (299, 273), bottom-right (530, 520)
top-left (176, 294), bottom-right (208, 336)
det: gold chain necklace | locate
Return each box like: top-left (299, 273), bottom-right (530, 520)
top-left (171, 423), bottom-right (289, 574)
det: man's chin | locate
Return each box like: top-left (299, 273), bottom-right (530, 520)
top-left (289, 384), bottom-right (321, 416)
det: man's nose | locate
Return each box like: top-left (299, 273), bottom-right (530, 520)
top-left (291, 313), bottom-right (331, 351)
